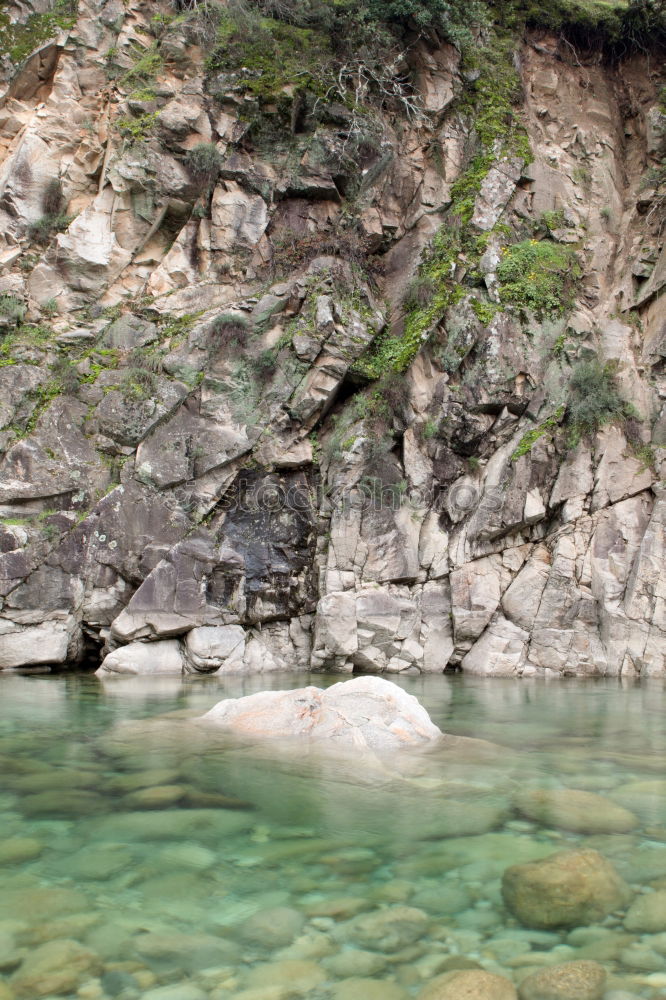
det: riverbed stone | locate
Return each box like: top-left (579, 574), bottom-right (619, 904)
top-left (513, 788), bottom-right (639, 834)
top-left (336, 906), bottom-right (429, 951)
top-left (502, 849), bottom-right (632, 929)
top-left (624, 891), bottom-right (666, 933)
top-left (243, 959), bottom-right (326, 993)
top-left (332, 978), bottom-right (410, 1000)
top-left (517, 960), bottom-right (606, 1000)
top-left (418, 969), bottom-right (518, 999)
top-left (324, 950), bottom-right (387, 977)
top-left (0, 839), bottom-right (43, 865)
top-left (0, 887), bottom-right (90, 921)
top-left (10, 938), bottom-right (101, 998)
top-left (236, 907), bottom-right (306, 949)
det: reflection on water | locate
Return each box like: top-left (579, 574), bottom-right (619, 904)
top-left (0, 672), bottom-right (665, 999)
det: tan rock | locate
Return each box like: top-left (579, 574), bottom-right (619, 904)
top-left (418, 969), bottom-right (517, 1000)
top-left (11, 939), bottom-right (100, 998)
top-left (502, 849), bottom-right (632, 929)
top-left (244, 960), bottom-right (326, 993)
top-left (513, 788), bottom-right (639, 834)
top-left (517, 960), bottom-right (606, 1000)
top-left (332, 977), bottom-right (410, 1000)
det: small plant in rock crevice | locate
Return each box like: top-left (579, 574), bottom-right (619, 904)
top-left (566, 359), bottom-right (633, 445)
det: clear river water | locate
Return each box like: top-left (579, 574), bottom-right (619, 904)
top-left (1, 672), bottom-right (665, 1000)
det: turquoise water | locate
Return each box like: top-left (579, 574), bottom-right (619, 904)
top-left (1, 672), bottom-right (665, 999)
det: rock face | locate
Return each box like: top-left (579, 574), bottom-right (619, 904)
top-left (201, 676), bottom-right (443, 751)
top-left (0, 0), bottom-right (664, 676)
top-left (501, 848), bottom-right (632, 929)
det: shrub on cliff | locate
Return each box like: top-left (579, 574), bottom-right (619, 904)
top-left (566, 359), bottom-right (631, 443)
top-left (497, 239), bottom-right (581, 318)
top-left (185, 142), bottom-right (223, 185)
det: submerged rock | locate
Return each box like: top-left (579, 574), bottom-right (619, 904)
top-left (502, 848), bottom-right (632, 929)
top-left (418, 969), bottom-right (518, 999)
top-left (623, 890), bottom-right (666, 933)
top-left (513, 788), bottom-right (639, 834)
top-left (517, 960), bottom-right (606, 1000)
top-left (200, 676), bottom-right (443, 751)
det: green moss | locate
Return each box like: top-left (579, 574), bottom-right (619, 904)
top-left (511, 407), bottom-right (565, 460)
top-left (0, 0), bottom-right (77, 65)
top-left (115, 111), bottom-right (159, 142)
top-left (497, 239), bottom-right (581, 317)
top-left (470, 298), bottom-right (499, 326)
top-left (121, 42), bottom-right (163, 87)
top-left (207, 14), bottom-right (333, 102)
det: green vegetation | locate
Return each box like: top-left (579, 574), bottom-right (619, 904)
top-left (121, 367), bottom-right (158, 402)
top-left (28, 213), bottom-right (72, 245)
top-left (50, 357), bottom-right (80, 395)
top-left (209, 313), bottom-right (251, 352)
top-left (497, 239), bottom-right (581, 317)
top-left (185, 143), bottom-right (223, 185)
top-left (0, 295), bottom-right (26, 327)
top-left (115, 111), bottom-right (159, 142)
top-left (511, 406), bottom-right (565, 460)
top-left (121, 42), bottom-right (163, 86)
top-left (566, 359), bottom-right (631, 444)
top-left (0, 0), bottom-right (77, 65)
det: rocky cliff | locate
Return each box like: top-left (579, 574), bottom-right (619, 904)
top-left (0, 0), bottom-right (664, 677)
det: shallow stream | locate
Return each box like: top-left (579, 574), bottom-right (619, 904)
top-left (1, 672), bottom-right (665, 999)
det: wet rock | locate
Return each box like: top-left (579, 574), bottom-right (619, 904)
top-left (324, 950), bottom-right (387, 977)
top-left (10, 938), bottom-right (101, 998)
top-left (513, 788), bottom-right (639, 834)
top-left (20, 789), bottom-right (105, 817)
top-left (624, 891), bottom-right (666, 933)
top-left (332, 978), bottom-right (410, 1000)
top-left (243, 959), bottom-right (326, 993)
top-left (123, 784), bottom-right (187, 809)
top-left (418, 969), bottom-right (518, 999)
top-left (201, 676), bottom-right (443, 751)
top-left (0, 838), bottom-right (43, 865)
top-left (336, 906), bottom-right (429, 951)
top-left (502, 849), bottom-right (632, 929)
top-left (517, 961), bottom-right (606, 999)
top-left (0, 887), bottom-right (90, 922)
top-left (135, 932), bottom-right (235, 972)
top-left (142, 986), bottom-right (207, 1000)
top-left (236, 907), bottom-right (305, 949)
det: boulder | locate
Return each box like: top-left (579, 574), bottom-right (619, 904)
top-left (96, 640), bottom-right (185, 675)
top-left (200, 676), bottom-right (443, 751)
top-left (513, 788), bottom-right (639, 834)
top-left (184, 625), bottom-right (245, 672)
top-left (418, 969), bottom-right (518, 1000)
top-left (502, 849), bottom-right (632, 929)
top-left (517, 961), bottom-right (606, 1000)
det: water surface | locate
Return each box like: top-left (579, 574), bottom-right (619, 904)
top-left (1, 672), bottom-right (665, 999)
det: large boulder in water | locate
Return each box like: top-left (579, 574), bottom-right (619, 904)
top-left (200, 676), bottom-right (443, 751)
top-left (502, 848), bottom-right (632, 929)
